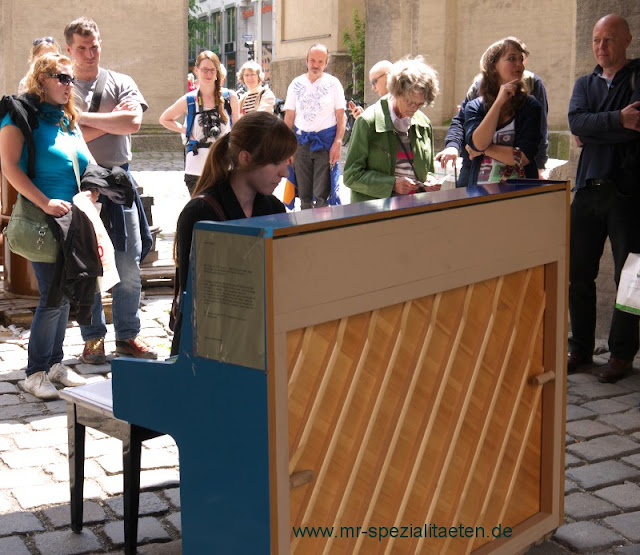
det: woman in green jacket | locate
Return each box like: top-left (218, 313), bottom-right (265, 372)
top-left (344, 56), bottom-right (441, 203)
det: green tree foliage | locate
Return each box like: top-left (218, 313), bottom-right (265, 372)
top-left (342, 10), bottom-right (366, 106)
top-left (189, 0), bottom-right (211, 55)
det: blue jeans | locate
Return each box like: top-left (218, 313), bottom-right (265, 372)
top-left (27, 262), bottom-right (70, 377)
top-left (80, 203), bottom-right (142, 342)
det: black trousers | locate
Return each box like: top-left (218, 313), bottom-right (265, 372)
top-left (569, 182), bottom-right (640, 361)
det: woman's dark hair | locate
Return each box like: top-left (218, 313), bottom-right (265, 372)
top-left (478, 37), bottom-right (529, 112)
top-left (192, 111), bottom-right (297, 197)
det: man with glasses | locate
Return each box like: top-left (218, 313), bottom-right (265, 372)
top-left (344, 56), bottom-right (441, 203)
top-left (64, 17), bottom-right (156, 363)
top-left (350, 60), bottom-right (393, 119)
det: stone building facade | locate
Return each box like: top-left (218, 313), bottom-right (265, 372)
top-left (0, 0), bottom-right (188, 128)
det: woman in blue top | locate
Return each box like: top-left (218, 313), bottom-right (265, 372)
top-left (0, 53), bottom-right (95, 400)
top-left (463, 37), bottom-right (542, 186)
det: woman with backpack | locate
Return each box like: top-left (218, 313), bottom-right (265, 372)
top-left (159, 50), bottom-right (240, 194)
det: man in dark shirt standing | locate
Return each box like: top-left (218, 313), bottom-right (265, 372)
top-left (568, 14), bottom-right (640, 382)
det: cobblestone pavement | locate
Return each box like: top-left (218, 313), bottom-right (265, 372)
top-left (1, 152), bottom-right (639, 554)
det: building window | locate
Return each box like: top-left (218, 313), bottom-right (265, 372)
top-left (225, 6), bottom-right (236, 43)
top-left (211, 11), bottom-right (221, 49)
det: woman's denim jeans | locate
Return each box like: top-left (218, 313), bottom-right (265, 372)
top-left (27, 261), bottom-right (70, 377)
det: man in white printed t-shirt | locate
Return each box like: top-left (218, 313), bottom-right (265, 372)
top-left (284, 44), bottom-right (346, 209)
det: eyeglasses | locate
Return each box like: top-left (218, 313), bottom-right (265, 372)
top-left (49, 73), bottom-right (76, 86)
top-left (402, 95), bottom-right (426, 109)
top-left (33, 37), bottom-right (55, 46)
top-left (371, 73), bottom-right (388, 87)
top-left (199, 67), bottom-right (216, 75)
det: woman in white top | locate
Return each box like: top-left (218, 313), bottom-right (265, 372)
top-left (237, 61), bottom-right (275, 116)
top-left (159, 50), bottom-right (240, 194)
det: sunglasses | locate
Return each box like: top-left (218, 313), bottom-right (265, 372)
top-left (33, 36), bottom-right (55, 46)
top-left (49, 73), bottom-right (76, 86)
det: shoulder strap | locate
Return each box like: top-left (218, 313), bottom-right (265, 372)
top-left (195, 192), bottom-right (226, 221)
top-left (89, 69), bottom-right (109, 113)
top-left (222, 89), bottom-right (232, 126)
top-left (185, 91), bottom-right (198, 143)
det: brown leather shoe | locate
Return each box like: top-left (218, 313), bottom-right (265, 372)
top-left (597, 358), bottom-right (632, 383)
top-left (567, 351), bottom-right (592, 373)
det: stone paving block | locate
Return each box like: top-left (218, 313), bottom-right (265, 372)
top-left (0, 383), bottom-right (17, 394)
top-left (95, 453), bottom-right (122, 475)
top-left (581, 398), bottom-right (633, 415)
top-left (565, 453), bottom-right (583, 468)
top-left (634, 432), bottom-right (640, 442)
top-left (165, 511), bottom-right (181, 532)
top-left (12, 481), bottom-right (103, 510)
top-left (566, 434), bottom-right (576, 446)
top-left (553, 521), bottom-right (623, 552)
top-left (43, 399), bottom-right (66, 414)
top-left (0, 403), bottom-right (44, 420)
top-left (595, 483), bottom-right (640, 511)
top-left (566, 394), bottom-right (580, 405)
top-left (566, 460), bottom-right (640, 490)
top-left (140, 469), bottom-right (180, 491)
top-left (95, 474), bottom-right (124, 497)
top-left (0, 510), bottom-right (44, 536)
top-left (567, 405), bottom-right (597, 422)
top-left (566, 435), bottom-right (640, 462)
top-left (143, 435), bottom-right (178, 450)
top-left (604, 511), bottom-right (640, 542)
top-left (0, 535), bottom-right (31, 554)
top-left (622, 453), bottom-right (640, 469)
top-left (601, 411), bottom-right (640, 432)
top-left (569, 382), bottom-right (630, 401)
top-left (566, 419), bottom-right (616, 440)
top-left (0, 491), bottom-right (15, 513)
top-left (614, 545), bottom-right (640, 555)
top-left (26, 414), bottom-right (67, 431)
top-left (105, 492), bottom-right (170, 517)
top-left (615, 392), bottom-right (640, 406)
top-left (138, 539), bottom-right (183, 554)
top-left (0, 420), bottom-right (29, 435)
top-left (13, 429), bottom-right (67, 450)
top-left (0, 394), bottom-right (19, 407)
top-left (82, 436), bottom-right (124, 458)
top-left (564, 492), bottom-right (619, 519)
top-left (163, 488), bottom-right (181, 509)
top-left (44, 500), bottom-right (106, 528)
top-left (103, 516), bottom-right (171, 546)
top-left (0, 467), bottom-right (52, 489)
top-left (33, 529), bottom-right (101, 555)
top-left (568, 373), bottom-right (600, 384)
top-left (616, 373), bottom-right (640, 390)
top-left (140, 449), bottom-right (180, 470)
top-left (565, 479), bottom-right (580, 494)
top-left (1, 447), bottom-right (65, 469)
top-left (73, 362), bottom-right (111, 376)
top-left (47, 459), bottom-right (105, 482)
top-left (0, 437), bottom-right (12, 451)
top-left (0, 369), bottom-right (26, 382)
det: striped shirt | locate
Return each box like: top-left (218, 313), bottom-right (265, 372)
top-left (394, 131), bottom-right (415, 181)
top-left (241, 91), bottom-right (259, 114)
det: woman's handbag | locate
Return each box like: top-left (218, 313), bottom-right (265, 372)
top-left (615, 252), bottom-right (640, 315)
top-left (3, 125), bottom-right (82, 264)
top-left (3, 196), bottom-right (58, 263)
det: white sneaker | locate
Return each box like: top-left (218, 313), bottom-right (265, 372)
top-left (49, 363), bottom-right (87, 387)
top-left (22, 371), bottom-right (60, 400)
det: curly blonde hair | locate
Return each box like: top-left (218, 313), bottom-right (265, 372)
top-left (388, 56), bottom-right (439, 107)
top-left (24, 53), bottom-right (78, 130)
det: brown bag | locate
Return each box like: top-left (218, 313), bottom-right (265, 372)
top-left (169, 193), bottom-right (226, 331)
